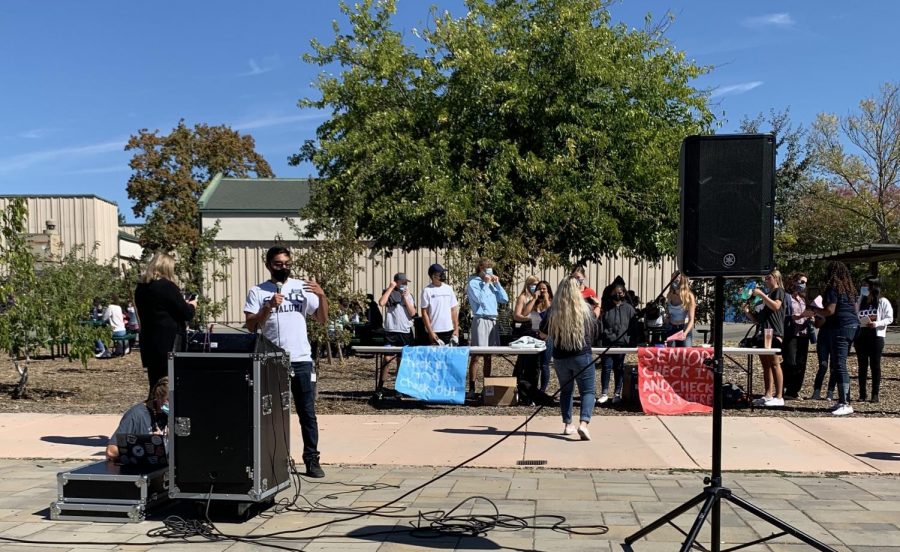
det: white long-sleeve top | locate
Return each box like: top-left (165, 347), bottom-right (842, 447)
top-left (858, 296), bottom-right (894, 338)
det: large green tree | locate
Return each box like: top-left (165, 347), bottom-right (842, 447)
top-left (126, 120), bottom-right (274, 291)
top-left (294, 0), bottom-right (714, 269)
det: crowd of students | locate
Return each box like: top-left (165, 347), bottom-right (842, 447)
top-left (744, 261), bottom-right (893, 416)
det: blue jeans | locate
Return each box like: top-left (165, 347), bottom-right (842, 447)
top-left (96, 330), bottom-right (127, 354)
top-left (290, 362), bottom-right (319, 463)
top-left (813, 326), bottom-right (834, 393)
top-left (601, 353), bottom-right (625, 395)
top-left (540, 339), bottom-right (553, 393)
top-left (830, 325), bottom-right (858, 404)
top-left (554, 353), bottom-right (596, 424)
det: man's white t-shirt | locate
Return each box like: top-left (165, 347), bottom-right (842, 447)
top-left (420, 283), bottom-right (458, 333)
top-left (244, 278), bottom-right (319, 363)
top-left (103, 304), bottom-right (126, 332)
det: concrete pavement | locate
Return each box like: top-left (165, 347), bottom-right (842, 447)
top-left (1, 413), bottom-right (900, 550)
top-left (1, 413), bottom-right (898, 473)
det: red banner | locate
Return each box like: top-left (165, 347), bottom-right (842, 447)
top-left (637, 347), bottom-right (714, 415)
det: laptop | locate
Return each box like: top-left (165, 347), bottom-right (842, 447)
top-left (116, 433), bottom-right (168, 468)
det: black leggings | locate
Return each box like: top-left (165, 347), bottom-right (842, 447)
top-left (855, 329), bottom-right (884, 398)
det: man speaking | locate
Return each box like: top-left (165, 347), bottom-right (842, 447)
top-left (245, 246), bottom-right (329, 478)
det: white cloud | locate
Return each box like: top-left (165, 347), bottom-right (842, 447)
top-left (18, 127), bottom-right (60, 139)
top-left (0, 139), bottom-right (123, 174)
top-left (710, 81), bottom-right (764, 98)
top-left (238, 56), bottom-right (279, 77)
top-left (742, 13), bottom-right (795, 29)
top-left (232, 112), bottom-right (327, 131)
top-left (70, 165), bottom-right (129, 175)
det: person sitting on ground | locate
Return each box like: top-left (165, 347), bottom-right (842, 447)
top-left (377, 273), bottom-right (416, 392)
top-left (105, 377), bottom-right (168, 462)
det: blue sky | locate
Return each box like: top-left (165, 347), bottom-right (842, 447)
top-left (1, 1), bottom-right (897, 222)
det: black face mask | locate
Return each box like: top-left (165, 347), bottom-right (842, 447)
top-left (438, 271), bottom-right (447, 282)
top-left (271, 268), bottom-right (290, 283)
top-left (614, 294), bottom-right (625, 303)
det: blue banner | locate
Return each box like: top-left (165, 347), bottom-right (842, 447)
top-left (395, 346), bottom-right (469, 404)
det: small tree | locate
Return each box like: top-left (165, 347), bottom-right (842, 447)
top-left (174, 221), bottom-right (232, 326)
top-left (286, 220), bottom-right (366, 365)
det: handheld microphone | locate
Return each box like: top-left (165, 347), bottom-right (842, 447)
top-left (276, 282), bottom-right (283, 295)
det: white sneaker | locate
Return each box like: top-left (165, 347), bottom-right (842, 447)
top-left (764, 397), bottom-right (785, 407)
top-left (563, 424), bottom-right (576, 435)
top-left (577, 426), bottom-right (591, 441)
top-left (597, 394), bottom-right (609, 405)
top-left (832, 404), bottom-right (853, 416)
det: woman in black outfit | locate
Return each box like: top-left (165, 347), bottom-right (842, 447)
top-left (134, 252), bottom-right (196, 389)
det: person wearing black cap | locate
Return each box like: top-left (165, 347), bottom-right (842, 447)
top-left (377, 272), bottom-right (416, 391)
top-left (421, 263), bottom-right (459, 345)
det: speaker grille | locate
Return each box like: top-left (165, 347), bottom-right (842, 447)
top-left (679, 134), bottom-right (775, 277)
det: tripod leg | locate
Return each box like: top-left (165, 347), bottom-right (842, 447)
top-left (625, 491), bottom-right (707, 545)
top-left (726, 494), bottom-right (837, 552)
top-left (679, 493), bottom-right (717, 552)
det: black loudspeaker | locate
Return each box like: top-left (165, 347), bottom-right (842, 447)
top-left (678, 134), bottom-right (776, 277)
top-left (168, 333), bottom-right (291, 503)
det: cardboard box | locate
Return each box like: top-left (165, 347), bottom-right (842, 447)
top-left (483, 377), bottom-right (518, 406)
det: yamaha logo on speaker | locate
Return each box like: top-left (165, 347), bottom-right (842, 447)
top-left (722, 253), bottom-right (736, 268)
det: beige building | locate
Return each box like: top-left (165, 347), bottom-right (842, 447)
top-left (199, 176), bottom-right (678, 325)
top-left (0, 194), bottom-right (142, 265)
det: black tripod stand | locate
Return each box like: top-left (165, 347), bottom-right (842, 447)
top-left (625, 276), bottom-right (836, 552)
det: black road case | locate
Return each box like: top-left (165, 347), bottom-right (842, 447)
top-left (50, 460), bottom-right (169, 523)
top-left (168, 332), bottom-right (292, 502)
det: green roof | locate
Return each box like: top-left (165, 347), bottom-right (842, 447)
top-left (198, 174), bottom-right (313, 213)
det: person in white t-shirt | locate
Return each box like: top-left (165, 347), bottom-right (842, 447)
top-left (244, 246), bottom-right (329, 478)
top-left (96, 295), bottom-right (128, 358)
top-left (376, 272), bottom-right (416, 393)
top-left (420, 263), bottom-right (459, 345)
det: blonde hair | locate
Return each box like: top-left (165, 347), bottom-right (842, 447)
top-left (766, 269), bottom-right (783, 290)
top-left (140, 252), bottom-right (176, 284)
top-left (547, 277), bottom-right (592, 351)
top-left (673, 272), bottom-right (696, 310)
top-left (518, 275), bottom-right (539, 298)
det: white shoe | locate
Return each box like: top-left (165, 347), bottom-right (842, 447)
top-left (764, 397), bottom-right (785, 407)
top-left (577, 426), bottom-right (591, 441)
top-left (832, 404), bottom-right (853, 416)
top-left (597, 394), bottom-right (609, 405)
top-left (563, 424), bottom-right (576, 435)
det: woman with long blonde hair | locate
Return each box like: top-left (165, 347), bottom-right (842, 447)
top-left (134, 252), bottom-right (196, 389)
top-left (539, 277), bottom-right (599, 440)
top-left (744, 269), bottom-right (786, 407)
top-left (665, 272), bottom-right (696, 346)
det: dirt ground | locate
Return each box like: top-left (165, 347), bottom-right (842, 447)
top-left (1, 344), bottom-right (898, 418)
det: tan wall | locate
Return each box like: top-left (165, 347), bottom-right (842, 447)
top-left (204, 241), bottom-right (677, 325)
top-left (0, 196), bottom-right (119, 262)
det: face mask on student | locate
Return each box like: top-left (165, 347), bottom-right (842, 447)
top-left (529, 285), bottom-right (537, 293)
top-left (438, 272), bottom-right (447, 282)
top-left (860, 286), bottom-right (869, 297)
top-left (398, 285), bottom-right (407, 291)
top-left (796, 283), bottom-right (806, 292)
top-left (484, 268), bottom-right (493, 276)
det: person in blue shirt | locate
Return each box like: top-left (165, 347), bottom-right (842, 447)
top-left (466, 257), bottom-right (509, 396)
